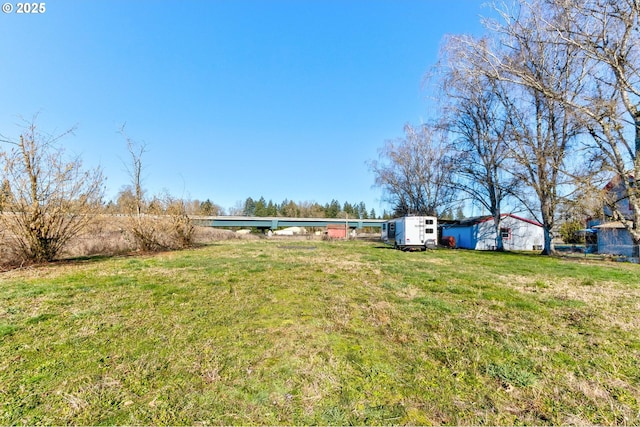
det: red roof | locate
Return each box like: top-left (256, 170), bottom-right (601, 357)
top-left (452, 213), bottom-right (543, 228)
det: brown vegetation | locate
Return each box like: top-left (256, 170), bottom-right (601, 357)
top-left (0, 214), bottom-right (255, 270)
top-left (0, 117), bottom-right (105, 263)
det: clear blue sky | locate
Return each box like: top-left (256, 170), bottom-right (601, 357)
top-left (0, 0), bottom-right (488, 214)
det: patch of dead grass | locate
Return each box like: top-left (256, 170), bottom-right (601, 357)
top-left (499, 274), bottom-right (640, 332)
top-left (500, 274), bottom-right (639, 304)
top-left (396, 285), bottom-right (422, 300)
top-left (366, 301), bottom-right (394, 327)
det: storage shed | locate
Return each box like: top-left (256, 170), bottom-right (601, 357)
top-left (442, 214), bottom-right (544, 251)
top-left (326, 224), bottom-right (348, 239)
top-left (594, 221), bottom-right (638, 257)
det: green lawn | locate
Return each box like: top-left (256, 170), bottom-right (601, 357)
top-left (1, 240), bottom-right (639, 425)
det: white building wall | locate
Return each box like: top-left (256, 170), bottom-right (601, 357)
top-left (500, 216), bottom-right (544, 251)
top-left (475, 221), bottom-right (496, 250)
top-left (443, 216), bottom-right (543, 251)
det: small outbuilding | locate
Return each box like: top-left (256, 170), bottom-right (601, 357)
top-left (594, 221), bottom-right (638, 257)
top-left (326, 224), bottom-right (348, 239)
top-left (442, 214), bottom-right (544, 251)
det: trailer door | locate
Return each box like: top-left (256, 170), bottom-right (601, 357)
top-left (388, 221), bottom-right (396, 239)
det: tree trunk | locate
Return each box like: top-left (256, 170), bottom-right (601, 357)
top-left (540, 199), bottom-right (555, 255)
top-left (493, 212), bottom-right (505, 251)
top-left (541, 226), bottom-right (554, 255)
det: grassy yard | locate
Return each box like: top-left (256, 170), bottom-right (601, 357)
top-left (1, 240), bottom-right (639, 425)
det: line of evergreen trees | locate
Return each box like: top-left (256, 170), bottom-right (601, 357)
top-left (105, 189), bottom-right (392, 220)
top-left (239, 197), bottom-right (386, 220)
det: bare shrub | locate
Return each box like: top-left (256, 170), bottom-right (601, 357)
top-left (125, 214), bottom-right (165, 252)
top-left (118, 126), bottom-right (194, 252)
top-left (164, 195), bottom-right (194, 249)
top-left (0, 117), bottom-right (105, 263)
top-left (123, 193), bottom-right (195, 252)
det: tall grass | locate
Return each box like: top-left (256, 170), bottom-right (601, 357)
top-left (1, 241), bottom-right (639, 425)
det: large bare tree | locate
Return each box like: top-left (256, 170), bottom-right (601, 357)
top-left (535, 0), bottom-right (640, 245)
top-left (437, 37), bottom-right (519, 250)
top-left (449, 0), bottom-right (589, 254)
top-left (460, 0), bottom-right (640, 253)
top-left (0, 117), bottom-right (105, 262)
top-left (369, 123), bottom-right (457, 217)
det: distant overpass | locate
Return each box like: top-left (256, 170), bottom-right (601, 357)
top-left (190, 215), bottom-right (386, 230)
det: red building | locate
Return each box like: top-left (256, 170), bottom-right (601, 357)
top-left (326, 224), bottom-right (348, 239)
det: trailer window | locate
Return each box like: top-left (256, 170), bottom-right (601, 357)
top-left (425, 219), bottom-right (434, 225)
top-left (425, 228), bottom-right (434, 234)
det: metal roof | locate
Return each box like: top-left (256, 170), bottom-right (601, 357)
top-left (593, 221), bottom-right (631, 229)
top-left (443, 213), bottom-right (543, 228)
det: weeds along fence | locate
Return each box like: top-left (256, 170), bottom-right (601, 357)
top-left (555, 243), bottom-right (640, 263)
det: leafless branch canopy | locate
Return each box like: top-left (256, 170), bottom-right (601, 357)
top-left (369, 123), bottom-right (457, 217)
top-left (0, 116), bottom-right (105, 262)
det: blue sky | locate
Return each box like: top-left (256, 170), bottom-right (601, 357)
top-left (0, 0), bottom-right (488, 214)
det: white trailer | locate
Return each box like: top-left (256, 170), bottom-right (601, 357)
top-left (381, 216), bottom-right (438, 250)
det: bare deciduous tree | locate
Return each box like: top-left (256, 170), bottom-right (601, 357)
top-left (369, 123), bottom-right (457, 217)
top-left (538, 0), bottom-right (640, 245)
top-left (460, 0), bottom-right (640, 253)
top-left (437, 37), bottom-right (519, 250)
top-left (118, 126), bottom-right (161, 251)
top-left (119, 126), bottom-right (194, 251)
top-left (449, 0), bottom-right (589, 254)
top-left (0, 116), bottom-right (105, 263)
top-left (120, 124), bottom-right (147, 217)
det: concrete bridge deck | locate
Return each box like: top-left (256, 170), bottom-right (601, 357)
top-left (190, 215), bottom-right (385, 230)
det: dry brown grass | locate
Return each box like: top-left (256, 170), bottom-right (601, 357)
top-left (499, 271), bottom-right (640, 332)
top-left (0, 214), bottom-right (262, 270)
